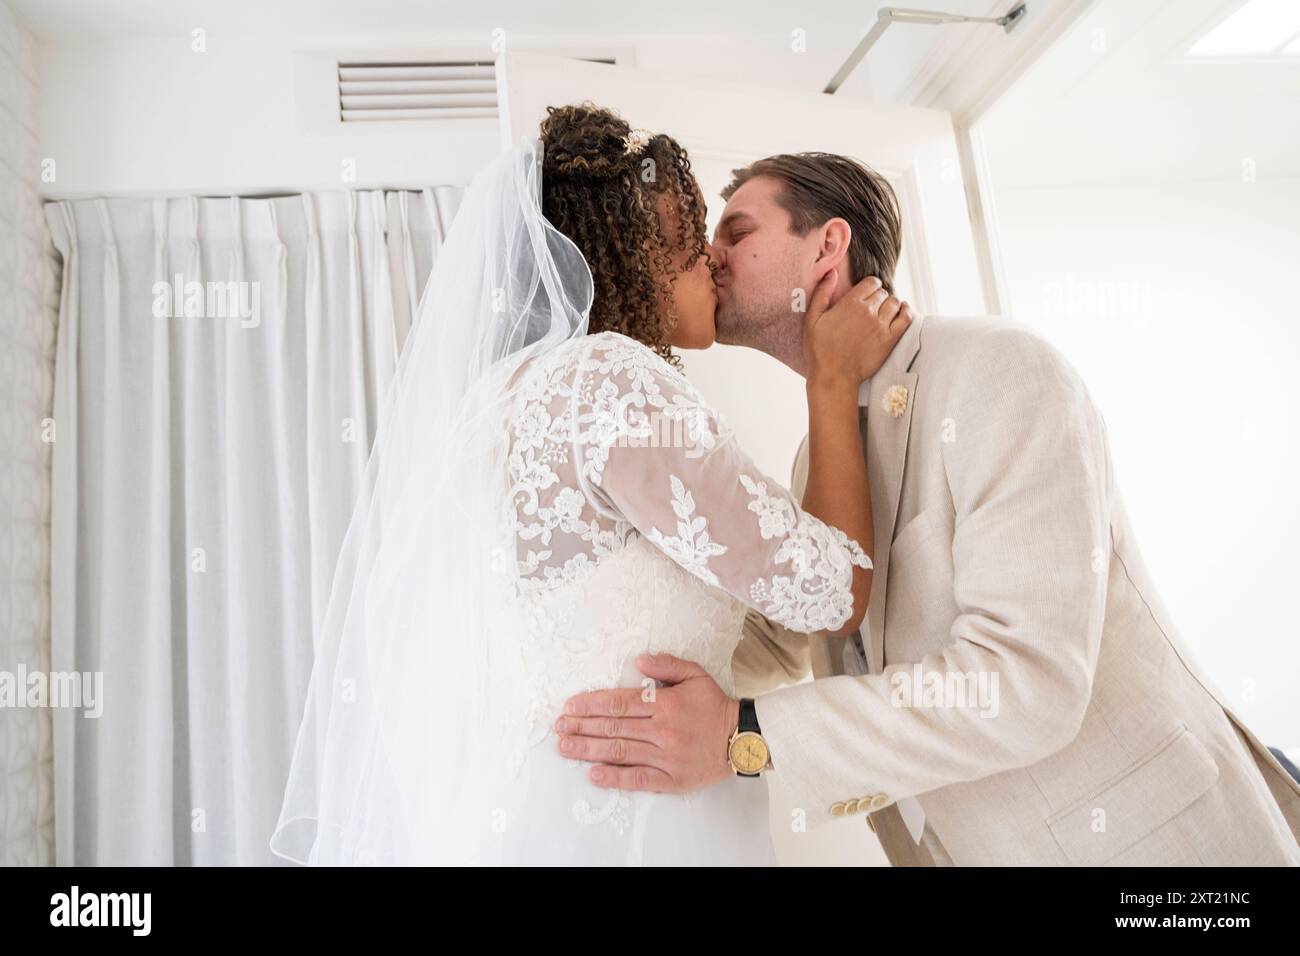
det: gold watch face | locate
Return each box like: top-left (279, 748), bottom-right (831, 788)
top-left (729, 731), bottom-right (769, 774)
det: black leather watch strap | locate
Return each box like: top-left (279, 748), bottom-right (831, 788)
top-left (738, 697), bottom-right (760, 734)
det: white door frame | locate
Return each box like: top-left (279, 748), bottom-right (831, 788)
top-left (889, 0), bottom-right (1100, 316)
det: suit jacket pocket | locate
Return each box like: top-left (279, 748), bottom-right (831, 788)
top-left (1045, 723), bottom-right (1219, 866)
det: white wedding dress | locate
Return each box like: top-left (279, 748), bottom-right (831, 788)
top-left (496, 329), bottom-right (871, 865)
top-left (270, 138), bottom-right (870, 867)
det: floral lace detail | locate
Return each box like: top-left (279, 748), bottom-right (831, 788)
top-left (573, 791), bottom-right (633, 834)
top-left (739, 474), bottom-right (873, 633)
top-left (571, 338), bottom-right (720, 490)
top-left (501, 331), bottom-right (874, 840)
top-left (505, 333), bottom-right (725, 594)
top-left (828, 526), bottom-right (873, 571)
top-left (505, 331), bottom-right (871, 625)
top-left (644, 475), bottom-right (727, 587)
top-left (507, 342), bottom-right (637, 594)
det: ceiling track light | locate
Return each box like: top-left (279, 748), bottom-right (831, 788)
top-left (825, 3), bottom-right (1029, 94)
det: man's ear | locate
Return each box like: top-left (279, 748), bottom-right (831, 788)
top-left (811, 218), bottom-right (852, 283)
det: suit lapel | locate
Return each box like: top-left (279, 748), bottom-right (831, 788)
top-left (860, 316), bottom-right (924, 674)
top-left (793, 317), bottom-right (925, 677)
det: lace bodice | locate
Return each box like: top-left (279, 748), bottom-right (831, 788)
top-left (504, 332), bottom-right (871, 722)
top-left (491, 331), bottom-right (874, 855)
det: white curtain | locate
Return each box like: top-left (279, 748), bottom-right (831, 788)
top-left (44, 186), bottom-right (461, 864)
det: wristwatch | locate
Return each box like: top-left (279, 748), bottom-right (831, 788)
top-left (727, 698), bottom-right (773, 777)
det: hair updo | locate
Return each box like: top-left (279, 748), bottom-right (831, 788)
top-left (538, 102), bottom-right (709, 367)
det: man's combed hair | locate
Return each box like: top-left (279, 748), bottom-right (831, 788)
top-left (539, 102), bottom-right (709, 368)
top-left (721, 152), bottom-right (903, 295)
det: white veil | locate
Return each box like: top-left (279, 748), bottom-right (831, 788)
top-left (271, 138), bottom-right (594, 864)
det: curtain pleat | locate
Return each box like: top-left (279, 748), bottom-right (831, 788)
top-left (43, 187), bottom-right (455, 865)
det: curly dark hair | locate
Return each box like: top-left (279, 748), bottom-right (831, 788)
top-left (538, 102), bottom-right (709, 368)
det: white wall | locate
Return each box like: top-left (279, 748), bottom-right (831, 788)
top-left (0, 0), bottom-right (54, 866)
top-left (33, 31), bottom-right (843, 197)
top-left (977, 0), bottom-right (1300, 752)
top-left (36, 33), bottom-right (501, 196)
top-left (21, 0), bottom-right (994, 198)
top-left (989, 177), bottom-right (1300, 749)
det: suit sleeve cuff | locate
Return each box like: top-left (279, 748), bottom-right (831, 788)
top-left (754, 684), bottom-right (840, 830)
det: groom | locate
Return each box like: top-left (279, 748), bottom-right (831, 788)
top-left (557, 151), bottom-right (1300, 865)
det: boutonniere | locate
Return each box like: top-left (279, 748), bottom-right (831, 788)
top-left (883, 384), bottom-right (909, 418)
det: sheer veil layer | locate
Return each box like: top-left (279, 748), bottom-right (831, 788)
top-left (271, 138), bottom-right (594, 864)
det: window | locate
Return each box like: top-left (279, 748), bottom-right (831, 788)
top-left (1188, 0), bottom-right (1300, 58)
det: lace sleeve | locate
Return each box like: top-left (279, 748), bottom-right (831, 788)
top-left (570, 332), bottom-right (872, 634)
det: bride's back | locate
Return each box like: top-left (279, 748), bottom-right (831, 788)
top-left (503, 329), bottom-right (749, 710)
top-left (498, 328), bottom-right (769, 865)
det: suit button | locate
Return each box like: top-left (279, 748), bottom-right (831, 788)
top-left (844, 799), bottom-right (860, 814)
top-left (869, 793), bottom-right (889, 811)
top-left (830, 802), bottom-right (846, 817)
top-left (865, 815), bottom-right (877, 833)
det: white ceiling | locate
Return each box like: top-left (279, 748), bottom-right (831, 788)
top-left (8, 0), bottom-right (999, 40)
top-left (982, 0), bottom-right (1300, 185)
top-left (11, 0), bottom-right (860, 36)
top-left (18, 0), bottom-right (1276, 185)
top-left (7, 0), bottom-right (1006, 101)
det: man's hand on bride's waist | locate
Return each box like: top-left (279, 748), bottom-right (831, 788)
top-left (555, 654), bottom-right (739, 795)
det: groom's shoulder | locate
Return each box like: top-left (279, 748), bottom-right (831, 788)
top-left (920, 313), bottom-right (1046, 353)
top-left (921, 314), bottom-right (1076, 372)
top-left (918, 314), bottom-right (1086, 395)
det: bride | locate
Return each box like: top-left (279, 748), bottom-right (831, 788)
top-left (271, 103), bottom-right (912, 865)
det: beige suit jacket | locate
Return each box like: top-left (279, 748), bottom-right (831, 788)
top-left (735, 313), bottom-right (1300, 865)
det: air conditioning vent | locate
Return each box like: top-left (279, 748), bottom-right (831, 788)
top-left (338, 61), bottom-right (498, 121)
